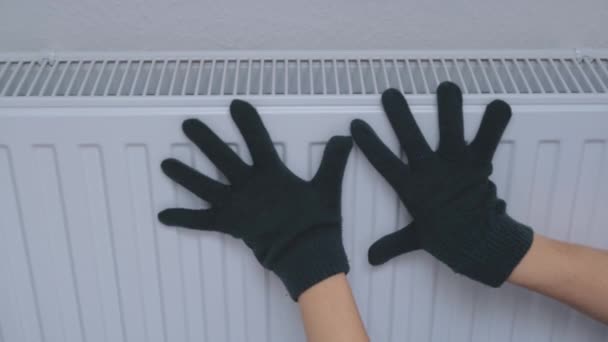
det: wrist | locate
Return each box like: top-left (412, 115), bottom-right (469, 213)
top-left (508, 232), bottom-right (543, 287)
top-left (298, 273), bottom-right (369, 342)
top-left (272, 225), bottom-right (349, 301)
top-left (298, 273), bottom-right (348, 301)
top-left (508, 235), bottom-right (608, 323)
top-left (508, 234), bottom-right (573, 291)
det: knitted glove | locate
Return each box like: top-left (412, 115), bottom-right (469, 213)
top-left (351, 82), bottom-right (533, 287)
top-left (158, 100), bottom-right (352, 300)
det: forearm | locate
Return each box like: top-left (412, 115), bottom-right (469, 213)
top-left (298, 273), bottom-right (369, 342)
top-left (508, 233), bottom-right (608, 323)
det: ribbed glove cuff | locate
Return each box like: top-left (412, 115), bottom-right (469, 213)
top-left (452, 214), bottom-right (534, 287)
top-left (272, 226), bottom-right (349, 301)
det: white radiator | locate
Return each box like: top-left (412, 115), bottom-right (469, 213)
top-left (0, 50), bottom-right (607, 342)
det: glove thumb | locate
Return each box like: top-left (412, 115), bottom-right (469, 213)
top-left (368, 222), bottom-right (421, 266)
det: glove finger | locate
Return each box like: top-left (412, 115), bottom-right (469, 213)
top-left (158, 208), bottom-right (217, 230)
top-left (312, 135), bottom-right (353, 195)
top-left (470, 99), bottom-right (512, 163)
top-left (436, 82), bottom-right (466, 158)
top-left (161, 158), bottom-right (229, 204)
top-left (182, 118), bottom-right (250, 184)
top-left (351, 119), bottom-right (411, 192)
top-left (230, 99), bottom-right (281, 166)
top-left (368, 222), bottom-right (421, 266)
top-left (381, 88), bottom-right (433, 167)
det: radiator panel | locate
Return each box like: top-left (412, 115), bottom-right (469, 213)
top-left (0, 103), bottom-right (607, 342)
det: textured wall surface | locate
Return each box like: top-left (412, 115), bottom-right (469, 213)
top-left (1, 0), bottom-right (608, 52)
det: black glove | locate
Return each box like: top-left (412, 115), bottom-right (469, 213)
top-left (351, 82), bottom-right (533, 287)
top-left (158, 100), bottom-right (352, 300)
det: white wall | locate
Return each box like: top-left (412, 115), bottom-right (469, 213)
top-left (1, 0), bottom-right (607, 52)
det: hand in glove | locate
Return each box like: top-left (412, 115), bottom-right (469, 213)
top-left (351, 82), bottom-right (533, 287)
top-left (159, 100), bottom-right (352, 300)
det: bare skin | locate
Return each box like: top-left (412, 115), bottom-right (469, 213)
top-left (298, 273), bottom-right (369, 342)
top-left (508, 233), bottom-right (608, 323)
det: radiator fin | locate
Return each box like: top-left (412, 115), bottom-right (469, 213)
top-left (1, 54), bottom-right (608, 97)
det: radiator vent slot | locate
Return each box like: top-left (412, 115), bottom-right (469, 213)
top-left (1, 54), bottom-right (607, 97)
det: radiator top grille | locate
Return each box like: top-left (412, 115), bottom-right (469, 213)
top-left (1, 52), bottom-right (607, 97)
